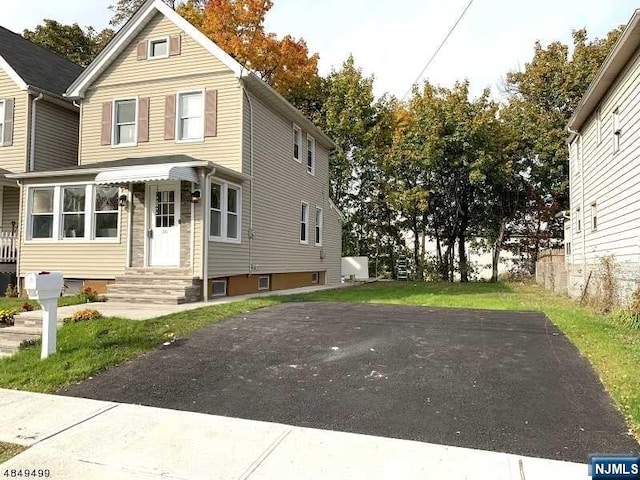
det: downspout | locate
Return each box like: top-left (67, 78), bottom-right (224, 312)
top-left (29, 93), bottom-right (44, 171)
top-left (568, 127), bottom-right (586, 277)
top-left (241, 83), bottom-right (255, 274)
top-left (15, 180), bottom-right (22, 293)
top-left (200, 167), bottom-right (215, 301)
top-left (73, 100), bottom-right (82, 164)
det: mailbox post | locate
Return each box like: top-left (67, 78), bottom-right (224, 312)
top-left (24, 271), bottom-right (64, 359)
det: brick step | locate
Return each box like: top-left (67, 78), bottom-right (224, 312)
top-left (124, 268), bottom-right (192, 276)
top-left (106, 293), bottom-right (187, 305)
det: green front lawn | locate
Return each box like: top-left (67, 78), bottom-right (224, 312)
top-left (0, 281), bottom-right (638, 441)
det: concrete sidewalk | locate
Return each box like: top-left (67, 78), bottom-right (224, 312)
top-left (0, 389), bottom-right (585, 479)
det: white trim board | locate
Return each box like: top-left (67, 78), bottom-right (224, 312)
top-left (0, 55), bottom-right (28, 90)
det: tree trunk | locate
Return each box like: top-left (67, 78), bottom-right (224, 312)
top-left (491, 218), bottom-right (507, 282)
top-left (458, 230), bottom-right (468, 283)
top-left (411, 214), bottom-right (421, 281)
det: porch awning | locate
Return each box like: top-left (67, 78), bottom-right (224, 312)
top-left (94, 164), bottom-right (199, 185)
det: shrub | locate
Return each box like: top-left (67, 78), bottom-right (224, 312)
top-left (21, 302), bottom-right (34, 312)
top-left (78, 286), bottom-right (98, 303)
top-left (18, 338), bottom-right (38, 350)
top-left (0, 309), bottom-right (19, 326)
top-left (4, 284), bottom-right (18, 298)
top-left (64, 308), bottom-right (102, 324)
top-left (614, 284), bottom-right (640, 330)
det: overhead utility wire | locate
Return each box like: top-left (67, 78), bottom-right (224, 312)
top-left (402, 0), bottom-right (476, 100)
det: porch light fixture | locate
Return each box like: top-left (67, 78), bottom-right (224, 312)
top-left (118, 194), bottom-right (128, 207)
top-left (191, 190), bottom-right (202, 203)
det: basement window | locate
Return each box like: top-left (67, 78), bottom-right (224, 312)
top-left (258, 276), bottom-right (270, 291)
top-left (211, 279), bottom-right (227, 297)
top-left (311, 272), bottom-right (319, 284)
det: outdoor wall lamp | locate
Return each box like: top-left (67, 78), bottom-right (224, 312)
top-left (191, 190), bottom-right (202, 203)
top-left (118, 194), bottom-right (128, 207)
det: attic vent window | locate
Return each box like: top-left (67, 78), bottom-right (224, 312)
top-left (149, 38), bottom-right (169, 59)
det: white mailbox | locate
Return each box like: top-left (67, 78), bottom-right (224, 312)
top-left (25, 271), bottom-right (63, 300)
top-left (25, 271), bottom-right (63, 359)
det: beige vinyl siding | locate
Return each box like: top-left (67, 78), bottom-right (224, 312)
top-left (0, 70), bottom-right (28, 173)
top-left (211, 91), bottom-right (340, 281)
top-left (18, 175), bottom-right (127, 279)
top-left (81, 12), bottom-right (242, 171)
top-left (325, 203), bottom-right (343, 284)
top-left (33, 99), bottom-right (79, 171)
top-left (2, 186), bottom-right (19, 232)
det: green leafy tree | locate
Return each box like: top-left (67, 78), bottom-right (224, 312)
top-left (503, 27), bottom-right (622, 271)
top-left (23, 20), bottom-right (114, 67)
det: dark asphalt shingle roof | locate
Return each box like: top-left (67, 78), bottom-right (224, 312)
top-left (0, 25), bottom-right (84, 96)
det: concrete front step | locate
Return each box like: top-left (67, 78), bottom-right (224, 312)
top-left (114, 275), bottom-right (196, 284)
top-left (106, 293), bottom-right (188, 305)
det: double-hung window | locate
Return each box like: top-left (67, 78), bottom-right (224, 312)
top-left (293, 124), bottom-right (302, 162)
top-left (94, 186), bottom-right (119, 238)
top-left (177, 91), bottom-right (204, 141)
top-left (591, 203), bottom-right (598, 232)
top-left (113, 99), bottom-right (137, 146)
top-left (315, 207), bottom-right (323, 246)
top-left (210, 180), bottom-right (241, 242)
top-left (30, 188), bottom-right (55, 239)
top-left (307, 135), bottom-right (315, 174)
top-left (62, 187), bottom-right (86, 238)
top-left (613, 107), bottom-right (621, 153)
top-left (27, 185), bottom-right (119, 241)
top-left (300, 202), bottom-right (309, 244)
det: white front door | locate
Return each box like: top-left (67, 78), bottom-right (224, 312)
top-left (148, 182), bottom-right (181, 267)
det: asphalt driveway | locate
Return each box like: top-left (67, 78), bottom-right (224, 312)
top-left (60, 302), bottom-right (639, 462)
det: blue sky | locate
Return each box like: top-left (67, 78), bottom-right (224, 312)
top-left (3, 0), bottom-right (638, 99)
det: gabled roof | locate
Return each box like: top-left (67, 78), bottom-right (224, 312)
top-left (0, 26), bottom-right (84, 97)
top-left (66, 0), bottom-right (335, 149)
top-left (568, 9), bottom-right (640, 136)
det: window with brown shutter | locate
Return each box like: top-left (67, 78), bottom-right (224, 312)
top-left (169, 35), bottom-right (181, 56)
top-left (164, 95), bottom-right (176, 141)
top-left (138, 97), bottom-right (150, 142)
top-left (205, 89), bottom-right (218, 138)
top-left (1, 98), bottom-right (14, 147)
top-left (101, 102), bottom-right (112, 146)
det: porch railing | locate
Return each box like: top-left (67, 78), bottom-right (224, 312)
top-left (0, 232), bottom-right (17, 263)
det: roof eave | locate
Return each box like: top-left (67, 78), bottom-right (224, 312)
top-left (568, 9), bottom-right (640, 132)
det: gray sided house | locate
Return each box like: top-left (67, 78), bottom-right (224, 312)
top-left (0, 26), bottom-right (82, 282)
top-left (8, 0), bottom-right (342, 303)
top-left (565, 9), bottom-right (640, 303)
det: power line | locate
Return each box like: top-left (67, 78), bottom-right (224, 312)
top-left (402, 0), bottom-right (476, 101)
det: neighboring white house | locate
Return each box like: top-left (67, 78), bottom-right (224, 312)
top-left (565, 9), bottom-right (640, 302)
